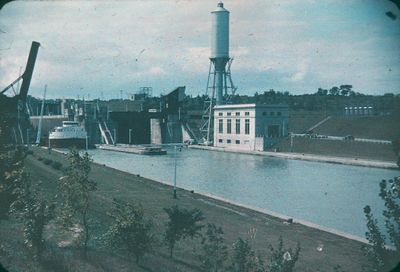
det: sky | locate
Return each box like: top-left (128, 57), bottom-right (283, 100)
top-left (0, 0), bottom-right (399, 99)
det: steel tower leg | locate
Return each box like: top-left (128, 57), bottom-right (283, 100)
top-left (200, 58), bottom-right (236, 145)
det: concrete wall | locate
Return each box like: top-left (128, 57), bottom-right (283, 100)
top-left (150, 119), bottom-right (163, 144)
top-left (164, 115), bottom-right (183, 143)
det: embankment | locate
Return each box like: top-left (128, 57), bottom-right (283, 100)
top-left (1, 146), bottom-right (379, 271)
top-left (190, 145), bottom-right (398, 169)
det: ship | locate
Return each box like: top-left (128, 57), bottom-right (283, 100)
top-left (49, 121), bottom-right (87, 148)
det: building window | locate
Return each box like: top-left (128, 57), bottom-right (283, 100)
top-left (218, 112), bottom-right (223, 116)
top-left (270, 112), bottom-right (275, 116)
top-left (227, 112), bottom-right (231, 116)
top-left (218, 139), bottom-right (223, 143)
top-left (218, 119), bottom-right (223, 133)
top-left (227, 139), bottom-right (231, 144)
top-left (227, 119), bottom-right (232, 134)
top-left (235, 112), bottom-right (240, 116)
top-left (245, 112), bottom-right (250, 116)
top-left (262, 112), bottom-right (266, 116)
top-left (235, 119), bottom-right (240, 134)
top-left (235, 140), bottom-right (240, 144)
top-left (245, 119), bottom-right (250, 134)
top-left (277, 112), bottom-right (282, 116)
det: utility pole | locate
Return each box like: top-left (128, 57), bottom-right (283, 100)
top-left (26, 128), bottom-right (30, 148)
top-left (290, 134), bottom-right (294, 152)
top-left (113, 128), bottom-right (117, 145)
top-left (36, 85), bottom-right (47, 145)
top-left (129, 129), bottom-right (132, 145)
top-left (173, 145), bottom-right (177, 199)
top-left (48, 131), bottom-right (51, 152)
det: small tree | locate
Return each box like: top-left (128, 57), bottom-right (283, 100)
top-left (103, 199), bottom-right (154, 264)
top-left (198, 223), bottom-right (228, 272)
top-left (10, 174), bottom-right (54, 260)
top-left (363, 177), bottom-right (400, 271)
top-left (0, 146), bottom-right (26, 218)
top-left (164, 205), bottom-right (204, 258)
top-left (228, 237), bottom-right (264, 272)
top-left (267, 236), bottom-right (300, 272)
top-left (58, 150), bottom-right (96, 258)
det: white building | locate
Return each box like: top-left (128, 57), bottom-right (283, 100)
top-left (213, 104), bottom-right (289, 151)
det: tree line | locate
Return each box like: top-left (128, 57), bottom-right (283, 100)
top-left (176, 86), bottom-right (400, 114)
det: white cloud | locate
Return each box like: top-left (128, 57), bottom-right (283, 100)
top-left (148, 66), bottom-right (167, 76)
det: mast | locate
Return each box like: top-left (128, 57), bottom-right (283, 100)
top-left (35, 85), bottom-right (47, 145)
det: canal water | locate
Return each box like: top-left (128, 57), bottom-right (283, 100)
top-left (87, 148), bottom-right (399, 238)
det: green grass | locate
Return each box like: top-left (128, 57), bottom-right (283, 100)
top-left (276, 137), bottom-right (397, 162)
top-left (314, 115), bottom-right (400, 140)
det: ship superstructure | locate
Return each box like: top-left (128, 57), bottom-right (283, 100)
top-left (49, 121), bottom-right (87, 148)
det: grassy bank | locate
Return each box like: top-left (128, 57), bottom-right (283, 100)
top-left (0, 147), bottom-right (374, 271)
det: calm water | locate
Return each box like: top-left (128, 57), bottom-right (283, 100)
top-left (88, 148), bottom-right (399, 238)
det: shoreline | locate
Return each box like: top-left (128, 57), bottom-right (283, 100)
top-left (49, 147), bottom-right (369, 244)
top-left (103, 161), bottom-right (370, 244)
top-left (26, 146), bottom-right (376, 271)
top-left (189, 145), bottom-right (399, 170)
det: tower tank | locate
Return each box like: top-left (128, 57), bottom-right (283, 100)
top-left (211, 2), bottom-right (229, 59)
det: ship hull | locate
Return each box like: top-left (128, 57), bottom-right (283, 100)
top-left (49, 138), bottom-right (86, 149)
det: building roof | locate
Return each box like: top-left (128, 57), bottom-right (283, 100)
top-left (214, 103), bottom-right (288, 110)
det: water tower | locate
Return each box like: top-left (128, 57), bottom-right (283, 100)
top-left (201, 2), bottom-right (236, 144)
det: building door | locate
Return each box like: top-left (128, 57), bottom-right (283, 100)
top-left (267, 125), bottom-right (280, 138)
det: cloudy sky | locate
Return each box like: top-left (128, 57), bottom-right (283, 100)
top-left (1, 0), bottom-right (399, 99)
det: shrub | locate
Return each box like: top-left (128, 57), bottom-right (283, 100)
top-left (164, 205), bottom-right (204, 258)
top-left (103, 199), bottom-right (155, 264)
top-left (228, 238), bottom-right (264, 272)
top-left (51, 161), bottom-right (62, 170)
top-left (363, 177), bottom-right (400, 271)
top-left (198, 223), bottom-right (228, 272)
top-left (37, 156), bottom-right (43, 161)
top-left (43, 159), bottom-right (52, 165)
top-left (268, 236), bottom-right (300, 272)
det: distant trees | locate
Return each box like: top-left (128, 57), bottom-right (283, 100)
top-left (339, 85), bottom-right (353, 96)
top-left (103, 199), bottom-right (155, 264)
top-left (329, 86), bottom-right (340, 96)
top-left (164, 205), bottom-right (204, 258)
top-left (58, 150), bottom-right (96, 258)
top-left (363, 177), bottom-right (400, 271)
top-left (317, 85), bottom-right (354, 96)
top-left (316, 88), bottom-right (328, 96)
